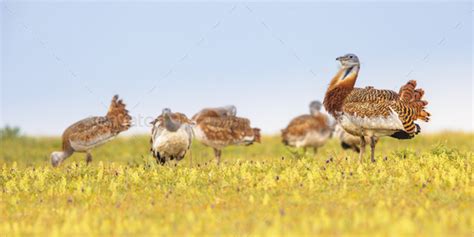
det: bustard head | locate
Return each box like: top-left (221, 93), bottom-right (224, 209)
top-left (309, 100), bottom-right (322, 115)
top-left (221, 105), bottom-right (237, 117)
top-left (336, 53), bottom-right (360, 68)
top-left (162, 108), bottom-right (172, 115)
top-left (50, 151), bottom-right (71, 167)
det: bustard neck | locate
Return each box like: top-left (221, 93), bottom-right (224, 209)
top-left (163, 114), bottom-right (181, 132)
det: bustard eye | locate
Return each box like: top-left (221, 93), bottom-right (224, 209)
top-left (349, 55), bottom-right (353, 59)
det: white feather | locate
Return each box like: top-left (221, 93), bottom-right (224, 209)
top-left (339, 107), bottom-right (404, 137)
top-left (286, 130), bottom-right (331, 148)
top-left (151, 123), bottom-right (193, 159)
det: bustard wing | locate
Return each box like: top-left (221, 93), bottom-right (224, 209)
top-left (192, 106), bottom-right (236, 123)
top-left (192, 109), bottom-right (220, 122)
top-left (172, 112), bottom-right (194, 125)
top-left (345, 87), bottom-right (399, 103)
top-left (64, 116), bottom-right (117, 151)
top-left (343, 84), bottom-right (430, 135)
top-left (282, 114), bottom-right (330, 138)
top-left (343, 87), bottom-right (399, 118)
top-left (198, 116), bottom-right (255, 145)
top-left (150, 117), bottom-right (164, 146)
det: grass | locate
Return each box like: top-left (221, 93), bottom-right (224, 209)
top-left (0, 133), bottom-right (473, 236)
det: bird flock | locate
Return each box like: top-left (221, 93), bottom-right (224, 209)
top-left (50, 53), bottom-right (430, 166)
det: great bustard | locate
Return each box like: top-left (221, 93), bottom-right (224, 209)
top-left (50, 95), bottom-right (132, 167)
top-left (192, 106), bottom-right (260, 164)
top-left (150, 108), bottom-right (194, 165)
top-left (323, 53), bottom-right (430, 162)
top-left (281, 101), bottom-right (332, 154)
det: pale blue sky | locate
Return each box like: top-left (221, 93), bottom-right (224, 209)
top-left (1, 1), bottom-right (472, 135)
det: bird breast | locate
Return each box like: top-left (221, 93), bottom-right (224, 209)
top-left (287, 130), bottom-right (331, 148)
top-left (152, 126), bottom-right (191, 156)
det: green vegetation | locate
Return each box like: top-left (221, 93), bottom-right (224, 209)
top-left (0, 133), bottom-right (472, 236)
top-left (0, 125), bottom-right (21, 140)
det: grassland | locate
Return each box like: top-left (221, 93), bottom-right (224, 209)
top-left (0, 133), bottom-right (473, 236)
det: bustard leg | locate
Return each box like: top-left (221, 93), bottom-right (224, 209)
top-left (358, 136), bottom-right (366, 163)
top-left (213, 148), bottom-right (222, 165)
top-left (370, 136), bottom-right (377, 163)
top-left (313, 147), bottom-right (318, 156)
top-left (86, 152), bottom-right (93, 164)
top-left (189, 149), bottom-right (193, 167)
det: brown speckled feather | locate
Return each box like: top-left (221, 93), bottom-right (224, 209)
top-left (61, 95), bottom-right (131, 152)
top-left (326, 80), bottom-right (430, 135)
top-left (197, 116), bottom-right (259, 146)
top-left (192, 109), bottom-right (222, 123)
top-left (192, 106), bottom-right (235, 123)
top-left (282, 114), bottom-right (330, 139)
top-left (346, 81), bottom-right (429, 134)
top-left (151, 112), bottom-right (193, 126)
top-left (348, 87), bottom-right (399, 102)
top-left (62, 117), bottom-right (114, 151)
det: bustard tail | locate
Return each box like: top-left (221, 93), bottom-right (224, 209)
top-left (253, 128), bottom-right (261, 143)
top-left (399, 80), bottom-right (431, 122)
top-left (281, 128), bottom-right (289, 145)
top-left (392, 80), bottom-right (431, 139)
top-left (106, 95), bottom-right (132, 132)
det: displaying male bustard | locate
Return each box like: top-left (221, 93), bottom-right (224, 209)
top-left (50, 95), bottom-right (132, 167)
top-left (150, 108), bottom-right (194, 165)
top-left (281, 101), bottom-right (332, 154)
top-left (334, 124), bottom-right (377, 153)
top-left (192, 106), bottom-right (260, 164)
top-left (323, 53), bottom-right (430, 162)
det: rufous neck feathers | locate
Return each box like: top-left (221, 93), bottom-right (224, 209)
top-left (323, 65), bottom-right (360, 116)
top-left (327, 65), bottom-right (359, 91)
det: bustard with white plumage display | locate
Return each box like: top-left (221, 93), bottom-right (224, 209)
top-left (150, 108), bottom-right (194, 165)
top-left (323, 53), bottom-right (430, 162)
top-left (50, 95), bottom-right (132, 167)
